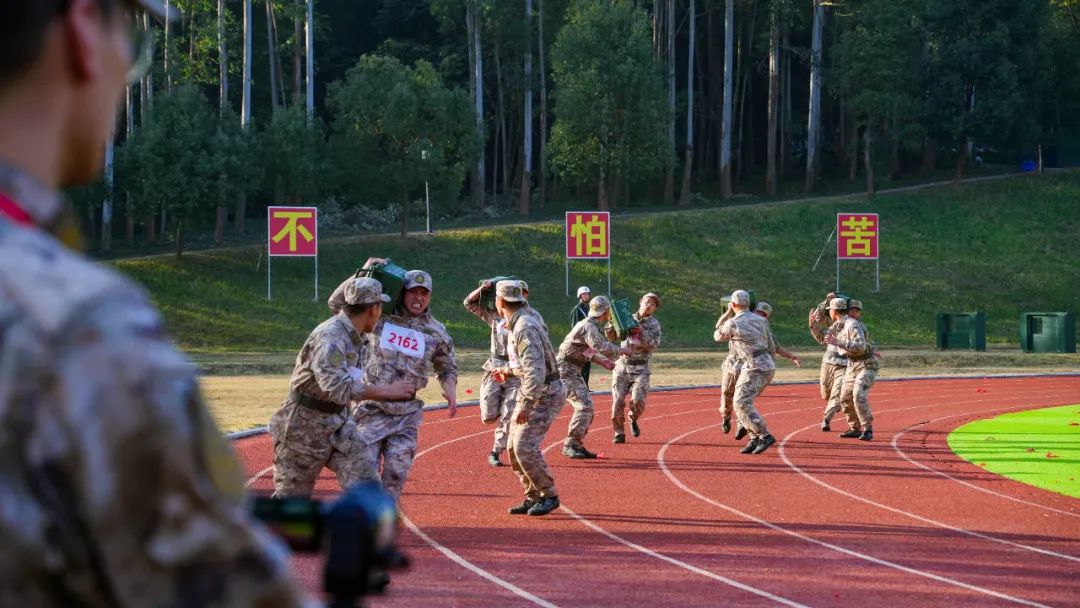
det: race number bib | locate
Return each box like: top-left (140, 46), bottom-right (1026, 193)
top-left (380, 322), bottom-right (426, 358)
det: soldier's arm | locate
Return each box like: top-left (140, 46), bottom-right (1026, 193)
top-left (583, 321), bottom-right (622, 359)
top-left (54, 302), bottom-right (306, 606)
top-left (836, 322), bottom-right (870, 356)
top-left (432, 331), bottom-right (458, 409)
top-left (638, 319), bottom-right (662, 353)
top-left (327, 277), bottom-right (351, 315)
top-left (604, 322), bottom-right (620, 343)
top-left (714, 317), bottom-right (735, 343)
top-left (310, 341), bottom-right (371, 403)
top-left (463, 285), bottom-right (499, 325)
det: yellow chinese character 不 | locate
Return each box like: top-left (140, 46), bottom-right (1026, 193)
top-left (840, 215), bottom-right (876, 257)
top-left (569, 214), bottom-right (608, 257)
top-left (272, 210), bottom-right (315, 252)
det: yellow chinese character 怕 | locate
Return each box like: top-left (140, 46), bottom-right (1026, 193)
top-left (840, 215), bottom-right (876, 257)
top-left (569, 214), bottom-right (608, 256)
top-left (272, 210), bottom-right (315, 251)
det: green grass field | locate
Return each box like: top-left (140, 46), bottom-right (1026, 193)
top-left (113, 172), bottom-right (1080, 353)
top-left (948, 404), bottom-right (1080, 498)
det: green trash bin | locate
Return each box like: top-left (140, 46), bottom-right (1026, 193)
top-left (1020, 312), bottom-right (1076, 353)
top-left (936, 312), bottom-right (986, 351)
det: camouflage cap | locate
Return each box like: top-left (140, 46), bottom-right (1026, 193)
top-left (730, 290), bottom-right (750, 307)
top-left (518, 279), bottom-right (530, 294)
top-left (828, 297), bottom-right (849, 311)
top-left (495, 280), bottom-right (525, 303)
top-left (848, 299), bottom-right (863, 310)
top-left (641, 292), bottom-right (661, 307)
top-left (344, 277), bottom-right (391, 306)
top-left (404, 270), bottom-right (433, 291)
top-left (755, 301), bottom-right (773, 316)
top-left (588, 295), bottom-right (611, 318)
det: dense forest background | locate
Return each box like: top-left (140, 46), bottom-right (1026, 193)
top-left (73, 0), bottom-right (1080, 256)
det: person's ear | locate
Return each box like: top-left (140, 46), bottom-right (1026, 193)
top-left (63, 0), bottom-right (106, 83)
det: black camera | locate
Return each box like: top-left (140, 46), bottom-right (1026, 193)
top-left (252, 482), bottom-right (408, 608)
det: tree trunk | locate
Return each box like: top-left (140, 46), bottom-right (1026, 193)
top-left (164, 0), bottom-right (171, 90)
top-left (467, 4), bottom-right (485, 209)
top-left (242, 0), bottom-right (252, 125)
top-left (888, 111), bottom-right (900, 181)
top-left (765, 2), bottom-right (779, 196)
top-left (234, 194), bottom-right (246, 237)
top-left (804, 0), bottom-right (824, 193)
top-left (733, 0), bottom-right (757, 183)
top-left (145, 215), bottom-right (155, 243)
top-left (126, 84), bottom-right (135, 135)
top-left (538, 0), bottom-right (548, 208)
top-left (848, 122), bottom-right (858, 181)
top-left (399, 195), bottom-right (409, 237)
top-left (493, 41), bottom-right (503, 196)
top-left (84, 205), bottom-right (97, 243)
top-left (954, 135), bottom-right (967, 181)
top-left (125, 194), bottom-right (134, 244)
top-left (520, 0), bottom-right (533, 215)
top-left (305, 0), bottom-right (314, 122)
top-left (863, 125), bottom-right (875, 197)
top-left (143, 13), bottom-right (153, 109)
top-left (664, 0), bottom-right (675, 206)
top-left (720, 0), bottom-right (734, 198)
top-left (679, 0), bottom-right (696, 205)
top-left (293, 0), bottom-right (302, 105)
top-left (214, 202), bottom-right (227, 243)
top-left (218, 0), bottom-right (228, 113)
top-left (267, 0), bottom-right (280, 112)
top-left (780, 24), bottom-right (790, 178)
top-left (597, 169), bottom-right (608, 211)
top-left (175, 221), bottom-right (183, 259)
top-left (920, 136), bottom-right (937, 174)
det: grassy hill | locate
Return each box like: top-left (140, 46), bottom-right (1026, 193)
top-left (114, 172), bottom-right (1080, 353)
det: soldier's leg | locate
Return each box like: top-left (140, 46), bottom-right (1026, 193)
top-left (378, 412), bottom-right (423, 501)
top-left (479, 370), bottom-right (503, 424)
top-left (511, 387), bottom-right (564, 499)
top-left (853, 365), bottom-right (877, 429)
top-left (821, 364), bottom-right (844, 424)
top-left (269, 402), bottom-right (333, 497)
top-left (839, 369), bottom-right (861, 431)
top-left (582, 362), bottom-right (591, 387)
top-left (271, 442), bottom-right (328, 498)
top-left (328, 418), bottom-right (379, 490)
top-left (732, 371), bottom-right (770, 439)
top-left (561, 365), bottom-right (594, 448)
top-left (492, 380), bottom-right (518, 455)
top-left (628, 371), bottom-right (650, 424)
top-left (719, 360), bottom-right (737, 421)
top-left (611, 370), bottom-right (631, 436)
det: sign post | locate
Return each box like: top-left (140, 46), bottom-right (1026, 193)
top-left (565, 211), bottom-right (612, 297)
top-left (267, 206), bottom-right (319, 300)
top-left (836, 212), bottom-right (880, 293)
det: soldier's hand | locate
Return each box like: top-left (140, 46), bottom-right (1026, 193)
top-left (363, 257), bottom-right (388, 269)
top-left (582, 347), bottom-right (597, 360)
top-left (874, 351), bottom-right (884, 360)
top-left (482, 280), bottom-right (493, 289)
top-left (824, 334), bottom-right (839, 346)
top-left (619, 347), bottom-right (635, 357)
top-left (599, 358), bottom-right (616, 371)
top-left (384, 380), bottom-right (417, 401)
top-left (492, 370), bottom-right (507, 383)
top-left (515, 408), bottom-right (530, 424)
top-left (791, 356), bottom-right (802, 368)
top-left (445, 392), bottom-right (457, 418)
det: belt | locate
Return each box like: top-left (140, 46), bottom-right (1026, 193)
top-left (751, 349), bottom-right (770, 359)
top-left (848, 352), bottom-right (874, 362)
top-left (544, 371), bottom-right (560, 384)
top-left (290, 390), bottom-right (346, 414)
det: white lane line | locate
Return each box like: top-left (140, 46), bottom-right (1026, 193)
top-left (892, 413), bottom-right (1080, 519)
top-left (245, 465), bottom-right (273, 488)
top-left (658, 406), bottom-right (1055, 608)
top-left (560, 505), bottom-right (811, 608)
top-left (778, 392), bottom-right (1080, 563)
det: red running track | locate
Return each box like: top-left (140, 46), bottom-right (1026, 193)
top-left (235, 376), bottom-right (1080, 607)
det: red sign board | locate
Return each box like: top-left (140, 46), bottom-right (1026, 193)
top-left (268, 206), bottom-right (318, 257)
top-left (566, 211), bottom-right (611, 259)
top-left (837, 213), bottom-right (879, 260)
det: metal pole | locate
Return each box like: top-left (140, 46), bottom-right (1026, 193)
top-left (875, 259), bottom-right (880, 292)
top-left (607, 257), bottom-right (612, 297)
top-left (314, 253), bottom-right (319, 302)
top-left (425, 180), bottom-right (431, 234)
top-left (267, 247), bottom-right (272, 300)
top-left (565, 259), bottom-right (569, 297)
top-left (835, 258), bottom-right (840, 293)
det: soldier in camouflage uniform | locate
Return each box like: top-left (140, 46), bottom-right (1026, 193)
top-left (717, 317), bottom-right (744, 437)
top-left (826, 299), bottom-right (878, 441)
top-left (809, 293), bottom-right (849, 431)
top-left (557, 296), bottom-right (634, 458)
top-left (0, 2), bottom-right (306, 604)
top-left (714, 290), bottom-right (778, 455)
top-left (464, 281), bottom-right (520, 467)
top-left (609, 293), bottom-right (663, 443)
top-left (754, 302), bottom-right (802, 369)
top-left (491, 281), bottom-right (565, 516)
top-left (352, 270), bottom-right (458, 501)
top-left (269, 278), bottom-right (416, 497)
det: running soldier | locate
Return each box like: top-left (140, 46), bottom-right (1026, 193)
top-left (809, 292), bottom-right (848, 431)
top-left (609, 293), bottom-right (663, 443)
top-left (754, 302), bottom-right (802, 369)
top-left (0, 1), bottom-right (305, 603)
top-left (269, 278), bottom-right (416, 497)
top-left (826, 299), bottom-right (878, 441)
top-left (557, 296), bottom-right (634, 458)
top-left (714, 290), bottom-right (778, 454)
top-left (464, 281), bottom-right (520, 467)
top-left (353, 270), bottom-right (458, 500)
top-left (493, 281), bottom-right (566, 516)
top-left (569, 286), bottom-right (593, 386)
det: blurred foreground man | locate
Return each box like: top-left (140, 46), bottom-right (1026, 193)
top-left (0, 1), bottom-right (305, 605)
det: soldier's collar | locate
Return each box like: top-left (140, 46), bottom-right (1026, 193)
top-left (334, 311), bottom-right (362, 342)
top-left (508, 309), bottom-right (527, 328)
top-left (0, 161), bottom-right (83, 250)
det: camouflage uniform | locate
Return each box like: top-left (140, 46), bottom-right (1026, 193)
top-left (268, 311), bottom-right (379, 497)
top-left (0, 163), bottom-right (304, 606)
top-left (832, 316), bottom-right (878, 431)
top-left (809, 299), bottom-right (848, 425)
top-left (714, 311), bottom-right (776, 440)
top-left (718, 327), bottom-right (743, 423)
top-left (609, 313), bottom-right (662, 436)
top-left (353, 309), bottom-right (456, 501)
top-left (464, 293), bottom-right (520, 454)
top-left (557, 317), bottom-right (621, 449)
top-left (505, 302), bottom-right (565, 501)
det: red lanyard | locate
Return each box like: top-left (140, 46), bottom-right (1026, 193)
top-left (0, 191), bottom-right (34, 227)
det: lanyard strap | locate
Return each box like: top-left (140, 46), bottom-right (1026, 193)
top-left (0, 191), bottom-right (34, 227)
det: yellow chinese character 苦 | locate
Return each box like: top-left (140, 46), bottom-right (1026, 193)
top-left (271, 210), bottom-right (315, 251)
top-left (840, 215), bottom-right (876, 257)
top-left (569, 214), bottom-right (608, 257)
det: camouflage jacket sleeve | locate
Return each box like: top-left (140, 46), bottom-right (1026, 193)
top-left (767, 329), bottom-right (780, 355)
top-left (638, 317), bottom-right (662, 353)
top-left (463, 290), bottom-right (499, 326)
top-left (309, 338), bottom-right (368, 404)
top-left (583, 320), bottom-right (621, 358)
top-left (834, 319), bottom-right (873, 357)
top-left (714, 316), bottom-right (736, 342)
top-left (515, 323), bottom-right (548, 407)
top-left (808, 299), bottom-right (831, 345)
top-left (431, 325), bottom-right (458, 385)
top-left (35, 300), bottom-right (304, 606)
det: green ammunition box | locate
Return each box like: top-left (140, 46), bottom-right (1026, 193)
top-left (610, 298), bottom-right (640, 341)
top-left (361, 260), bottom-right (407, 314)
top-left (478, 275), bottom-right (519, 311)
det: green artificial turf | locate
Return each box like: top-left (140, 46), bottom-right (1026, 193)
top-left (948, 404), bottom-right (1080, 499)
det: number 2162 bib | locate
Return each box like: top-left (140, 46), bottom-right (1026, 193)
top-left (380, 322), bottom-right (426, 358)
